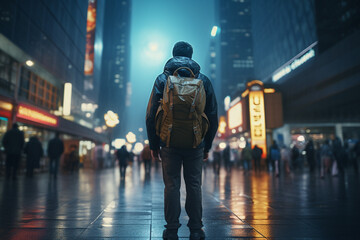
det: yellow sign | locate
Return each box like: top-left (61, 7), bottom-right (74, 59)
top-left (0, 100), bottom-right (13, 111)
top-left (218, 116), bottom-right (227, 134)
top-left (249, 91), bottom-right (267, 157)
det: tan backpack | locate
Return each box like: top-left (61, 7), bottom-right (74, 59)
top-left (155, 67), bottom-right (209, 148)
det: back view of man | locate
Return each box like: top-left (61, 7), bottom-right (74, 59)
top-left (2, 123), bottom-right (24, 180)
top-left (47, 132), bottom-right (64, 178)
top-left (146, 41), bottom-right (218, 240)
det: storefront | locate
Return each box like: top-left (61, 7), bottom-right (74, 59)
top-left (225, 80), bottom-right (283, 158)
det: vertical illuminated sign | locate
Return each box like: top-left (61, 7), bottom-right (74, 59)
top-left (63, 83), bottom-right (72, 116)
top-left (84, 0), bottom-right (96, 77)
top-left (249, 91), bottom-right (267, 158)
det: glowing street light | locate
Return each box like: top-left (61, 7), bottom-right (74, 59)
top-left (25, 60), bottom-right (34, 67)
top-left (126, 131), bottom-right (136, 143)
top-left (104, 110), bottom-right (119, 128)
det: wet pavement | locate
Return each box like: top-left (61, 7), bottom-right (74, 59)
top-left (0, 161), bottom-right (360, 240)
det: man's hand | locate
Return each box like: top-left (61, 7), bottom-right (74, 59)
top-left (203, 151), bottom-right (209, 162)
top-left (151, 149), bottom-right (161, 162)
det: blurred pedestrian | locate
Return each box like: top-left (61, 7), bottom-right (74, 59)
top-left (320, 139), bottom-right (333, 178)
top-left (351, 140), bottom-right (360, 173)
top-left (141, 144), bottom-right (152, 174)
top-left (116, 145), bottom-right (130, 180)
top-left (222, 144), bottom-right (231, 172)
top-left (241, 142), bottom-right (252, 172)
top-left (291, 144), bottom-right (300, 171)
top-left (269, 140), bottom-right (281, 177)
top-left (24, 136), bottom-right (43, 177)
top-left (68, 144), bottom-right (79, 173)
top-left (213, 145), bottom-right (221, 175)
top-left (47, 132), bottom-right (64, 178)
top-left (280, 145), bottom-right (291, 174)
top-left (305, 139), bottom-right (315, 173)
top-left (252, 144), bottom-right (263, 172)
top-left (146, 41), bottom-right (218, 240)
top-left (2, 123), bottom-right (24, 180)
top-left (332, 136), bottom-right (344, 174)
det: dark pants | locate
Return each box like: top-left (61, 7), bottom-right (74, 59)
top-left (254, 158), bottom-right (261, 171)
top-left (119, 163), bottom-right (127, 179)
top-left (6, 154), bottom-right (21, 179)
top-left (143, 159), bottom-right (151, 173)
top-left (49, 157), bottom-right (60, 177)
top-left (160, 147), bottom-right (204, 230)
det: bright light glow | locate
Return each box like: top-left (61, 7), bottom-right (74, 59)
top-left (264, 88), bottom-right (275, 93)
top-left (113, 138), bottom-right (126, 149)
top-left (126, 143), bottom-right (132, 152)
top-left (218, 116), bottom-right (227, 134)
top-left (228, 102), bottom-right (242, 129)
top-left (25, 60), bottom-right (34, 67)
top-left (17, 104), bottom-right (58, 126)
top-left (148, 42), bottom-right (158, 51)
top-left (63, 83), bottom-right (72, 116)
top-left (139, 128), bottom-right (143, 132)
top-left (104, 110), bottom-right (119, 128)
top-left (0, 100), bottom-right (13, 111)
top-left (211, 26), bottom-right (218, 37)
top-left (104, 144), bottom-right (109, 152)
top-left (232, 129), bottom-right (236, 134)
top-left (126, 132), bottom-right (136, 143)
top-left (133, 142), bottom-right (144, 154)
top-left (297, 135), bottom-right (305, 142)
top-left (144, 140), bottom-right (149, 144)
top-left (224, 96), bottom-right (231, 111)
top-left (219, 142), bottom-right (227, 149)
top-left (86, 113), bottom-right (91, 118)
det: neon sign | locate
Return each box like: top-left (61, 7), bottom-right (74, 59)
top-left (17, 104), bottom-right (58, 127)
top-left (272, 48), bottom-right (315, 82)
top-left (249, 91), bottom-right (267, 158)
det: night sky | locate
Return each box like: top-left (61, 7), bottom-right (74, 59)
top-left (128, 0), bottom-right (215, 136)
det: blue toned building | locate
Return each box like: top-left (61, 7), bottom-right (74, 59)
top-left (217, 0), bottom-right (254, 102)
top-left (0, 0), bottom-right (107, 167)
top-left (96, 0), bottom-right (131, 138)
top-left (251, 0), bottom-right (360, 145)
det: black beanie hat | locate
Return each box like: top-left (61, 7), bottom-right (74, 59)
top-left (172, 41), bottom-right (193, 58)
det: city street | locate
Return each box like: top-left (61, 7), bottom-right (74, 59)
top-left (0, 162), bottom-right (359, 240)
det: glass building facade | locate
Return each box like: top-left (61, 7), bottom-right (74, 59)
top-left (251, 0), bottom-right (317, 82)
top-left (218, 0), bottom-right (254, 101)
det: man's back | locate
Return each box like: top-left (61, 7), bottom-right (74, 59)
top-left (47, 137), bottom-right (64, 159)
top-left (2, 128), bottom-right (24, 155)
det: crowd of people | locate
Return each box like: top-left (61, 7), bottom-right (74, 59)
top-left (0, 123), bottom-right (79, 179)
top-left (208, 137), bottom-right (360, 178)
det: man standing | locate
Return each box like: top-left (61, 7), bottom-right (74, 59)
top-left (146, 41), bottom-right (218, 240)
top-left (47, 132), bottom-right (64, 178)
top-left (252, 144), bottom-right (263, 172)
top-left (2, 123), bottom-right (24, 180)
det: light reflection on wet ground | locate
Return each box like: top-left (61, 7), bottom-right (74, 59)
top-left (0, 162), bottom-right (359, 239)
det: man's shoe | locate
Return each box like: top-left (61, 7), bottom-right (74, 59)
top-left (190, 229), bottom-right (205, 240)
top-left (163, 229), bottom-right (178, 240)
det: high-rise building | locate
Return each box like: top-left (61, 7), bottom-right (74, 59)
top-left (218, 0), bottom-right (254, 102)
top-left (251, 0), bottom-right (360, 144)
top-left (0, 0), bottom-right (106, 155)
top-left (251, 0), bottom-right (317, 82)
top-left (96, 0), bottom-right (131, 138)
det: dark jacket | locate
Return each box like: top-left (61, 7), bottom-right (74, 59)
top-left (2, 127), bottom-right (24, 155)
top-left (116, 146), bottom-right (130, 166)
top-left (25, 137), bottom-right (43, 168)
top-left (146, 56), bottom-right (218, 153)
top-left (47, 137), bottom-right (64, 159)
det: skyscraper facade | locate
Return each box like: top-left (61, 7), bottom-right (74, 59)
top-left (0, 0), bottom-right (106, 149)
top-left (218, 0), bottom-right (254, 102)
top-left (97, 0), bottom-right (131, 137)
